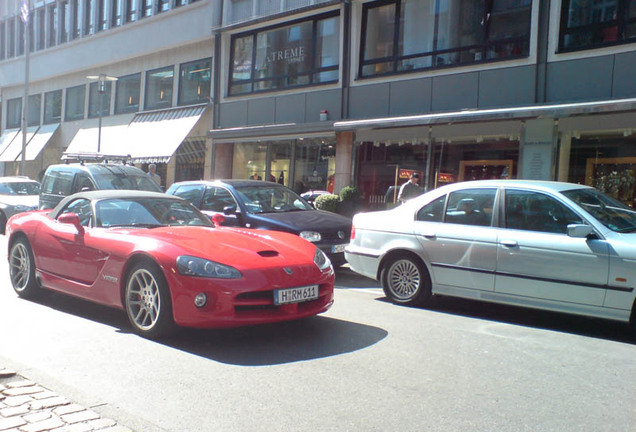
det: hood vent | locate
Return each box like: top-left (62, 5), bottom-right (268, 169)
top-left (258, 250), bottom-right (279, 257)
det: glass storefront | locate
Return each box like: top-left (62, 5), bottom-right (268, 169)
top-left (568, 134), bottom-right (636, 206)
top-left (356, 138), bottom-right (519, 209)
top-left (229, 138), bottom-right (336, 193)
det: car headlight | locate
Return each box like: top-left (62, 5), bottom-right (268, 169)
top-left (176, 256), bottom-right (242, 279)
top-left (300, 231), bottom-right (322, 242)
top-left (314, 248), bottom-right (331, 271)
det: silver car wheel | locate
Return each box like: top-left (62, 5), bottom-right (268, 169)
top-left (386, 258), bottom-right (421, 300)
top-left (10, 242), bottom-right (31, 293)
top-left (126, 268), bottom-right (161, 331)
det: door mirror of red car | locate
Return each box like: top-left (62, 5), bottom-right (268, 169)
top-left (58, 213), bottom-right (85, 235)
top-left (212, 213), bottom-right (226, 227)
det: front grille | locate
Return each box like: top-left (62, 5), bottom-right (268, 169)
top-left (320, 231), bottom-right (350, 242)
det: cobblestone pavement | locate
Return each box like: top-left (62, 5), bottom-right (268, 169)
top-left (0, 366), bottom-right (132, 432)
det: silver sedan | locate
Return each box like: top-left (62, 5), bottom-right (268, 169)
top-left (345, 180), bottom-right (636, 334)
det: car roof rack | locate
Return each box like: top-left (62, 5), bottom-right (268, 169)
top-left (61, 152), bottom-right (132, 165)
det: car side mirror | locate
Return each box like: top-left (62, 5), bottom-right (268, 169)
top-left (58, 213), bottom-right (85, 235)
top-left (223, 204), bottom-right (237, 215)
top-left (567, 224), bottom-right (595, 239)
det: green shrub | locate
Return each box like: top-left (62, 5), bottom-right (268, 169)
top-left (339, 186), bottom-right (361, 202)
top-left (314, 194), bottom-right (340, 213)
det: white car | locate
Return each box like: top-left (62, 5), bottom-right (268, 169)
top-left (345, 180), bottom-right (636, 334)
top-left (0, 176), bottom-right (40, 234)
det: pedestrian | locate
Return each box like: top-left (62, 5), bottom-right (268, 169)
top-left (397, 173), bottom-right (422, 203)
top-left (147, 163), bottom-right (161, 186)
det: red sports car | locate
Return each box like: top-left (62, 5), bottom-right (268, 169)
top-left (6, 190), bottom-right (335, 338)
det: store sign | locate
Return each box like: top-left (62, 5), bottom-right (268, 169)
top-left (399, 169), bottom-right (416, 179)
top-left (438, 173), bottom-right (455, 183)
top-left (266, 46), bottom-right (306, 64)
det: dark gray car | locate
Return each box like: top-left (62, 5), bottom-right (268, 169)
top-left (167, 180), bottom-right (352, 266)
top-left (39, 163), bottom-right (162, 210)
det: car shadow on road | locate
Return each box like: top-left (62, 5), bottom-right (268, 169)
top-left (163, 317), bottom-right (388, 366)
top-left (26, 290), bottom-right (388, 366)
top-left (393, 295), bottom-right (635, 344)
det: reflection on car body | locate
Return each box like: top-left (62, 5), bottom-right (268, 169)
top-left (345, 180), bottom-right (636, 335)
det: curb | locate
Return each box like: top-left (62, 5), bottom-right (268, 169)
top-left (0, 366), bottom-right (132, 432)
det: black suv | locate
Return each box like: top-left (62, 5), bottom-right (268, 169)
top-left (166, 180), bottom-right (352, 266)
top-left (39, 163), bottom-right (162, 210)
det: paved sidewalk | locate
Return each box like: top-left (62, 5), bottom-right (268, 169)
top-left (0, 366), bottom-right (132, 432)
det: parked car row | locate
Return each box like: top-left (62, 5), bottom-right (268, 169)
top-left (4, 161), bottom-right (636, 338)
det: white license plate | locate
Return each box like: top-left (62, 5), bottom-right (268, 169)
top-left (274, 285), bottom-right (319, 305)
top-left (331, 244), bottom-right (347, 253)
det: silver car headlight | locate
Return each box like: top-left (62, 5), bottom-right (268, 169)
top-left (314, 248), bottom-right (331, 271)
top-left (300, 231), bottom-right (322, 242)
top-left (176, 256), bottom-right (242, 279)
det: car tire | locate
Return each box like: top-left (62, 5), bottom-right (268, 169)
top-left (9, 237), bottom-right (40, 299)
top-left (381, 254), bottom-right (431, 307)
top-left (125, 261), bottom-right (175, 339)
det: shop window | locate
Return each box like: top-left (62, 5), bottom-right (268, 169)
top-left (293, 139), bottom-right (335, 194)
top-left (115, 73), bottom-right (141, 114)
top-left (360, 0), bottom-right (531, 77)
top-left (178, 59), bottom-right (211, 106)
top-left (568, 135), bottom-right (636, 206)
top-left (28, 94), bottom-right (41, 127)
top-left (6, 98), bottom-right (22, 129)
top-left (229, 12), bottom-right (340, 95)
top-left (44, 90), bottom-right (63, 124)
top-left (559, 0), bottom-right (636, 52)
top-left (88, 81), bottom-right (112, 118)
top-left (65, 84), bottom-right (86, 121)
top-left (145, 66), bottom-right (174, 110)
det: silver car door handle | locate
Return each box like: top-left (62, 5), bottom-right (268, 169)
top-left (500, 239), bottom-right (518, 248)
top-left (419, 232), bottom-right (436, 239)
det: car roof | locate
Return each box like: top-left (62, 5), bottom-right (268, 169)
top-left (52, 190), bottom-right (179, 213)
top-left (46, 163), bottom-right (144, 174)
top-left (437, 179), bottom-right (592, 193)
top-left (171, 179), bottom-right (286, 188)
top-left (0, 176), bottom-right (39, 183)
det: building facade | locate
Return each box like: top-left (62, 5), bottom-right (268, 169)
top-left (0, 0), bottom-right (217, 185)
top-left (3, 0), bottom-right (636, 207)
top-left (209, 0), bottom-right (636, 208)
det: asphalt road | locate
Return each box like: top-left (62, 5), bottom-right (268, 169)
top-left (0, 236), bottom-right (634, 432)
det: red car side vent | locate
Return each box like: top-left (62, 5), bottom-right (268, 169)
top-left (257, 250), bottom-right (279, 257)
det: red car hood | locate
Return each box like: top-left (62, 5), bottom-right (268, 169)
top-left (127, 226), bottom-right (317, 268)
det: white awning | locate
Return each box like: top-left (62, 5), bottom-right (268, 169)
top-left (124, 105), bottom-right (208, 163)
top-left (64, 121), bottom-right (131, 156)
top-left (0, 127), bottom-right (38, 162)
top-left (63, 105), bottom-right (208, 163)
top-left (0, 129), bottom-right (21, 158)
top-left (24, 124), bottom-right (60, 161)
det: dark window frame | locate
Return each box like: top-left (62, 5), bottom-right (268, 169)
top-left (359, 0), bottom-right (532, 79)
top-left (228, 11), bottom-right (340, 96)
top-left (558, 0), bottom-right (636, 52)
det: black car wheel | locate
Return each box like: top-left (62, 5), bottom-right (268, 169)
top-left (9, 237), bottom-right (40, 299)
top-left (381, 254), bottom-right (431, 307)
top-left (125, 261), bottom-right (175, 338)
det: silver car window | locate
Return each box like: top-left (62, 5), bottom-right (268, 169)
top-left (505, 190), bottom-right (583, 234)
top-left (445, 189), bottom-right (496, 227)
top-left (416, 195), bottom-right (446, 222)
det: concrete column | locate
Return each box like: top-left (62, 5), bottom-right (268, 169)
top-left (204, 137), bottom-right (214, 179)
top-left (334, 131), bottom-right (353, 194)
top-left (214, 142), bottom-right (234, 179)
top-left (557, 132), bottom-right (572, 182)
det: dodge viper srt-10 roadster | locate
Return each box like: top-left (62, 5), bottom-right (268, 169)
top-left (6, 190), bottom-right (335, 338)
